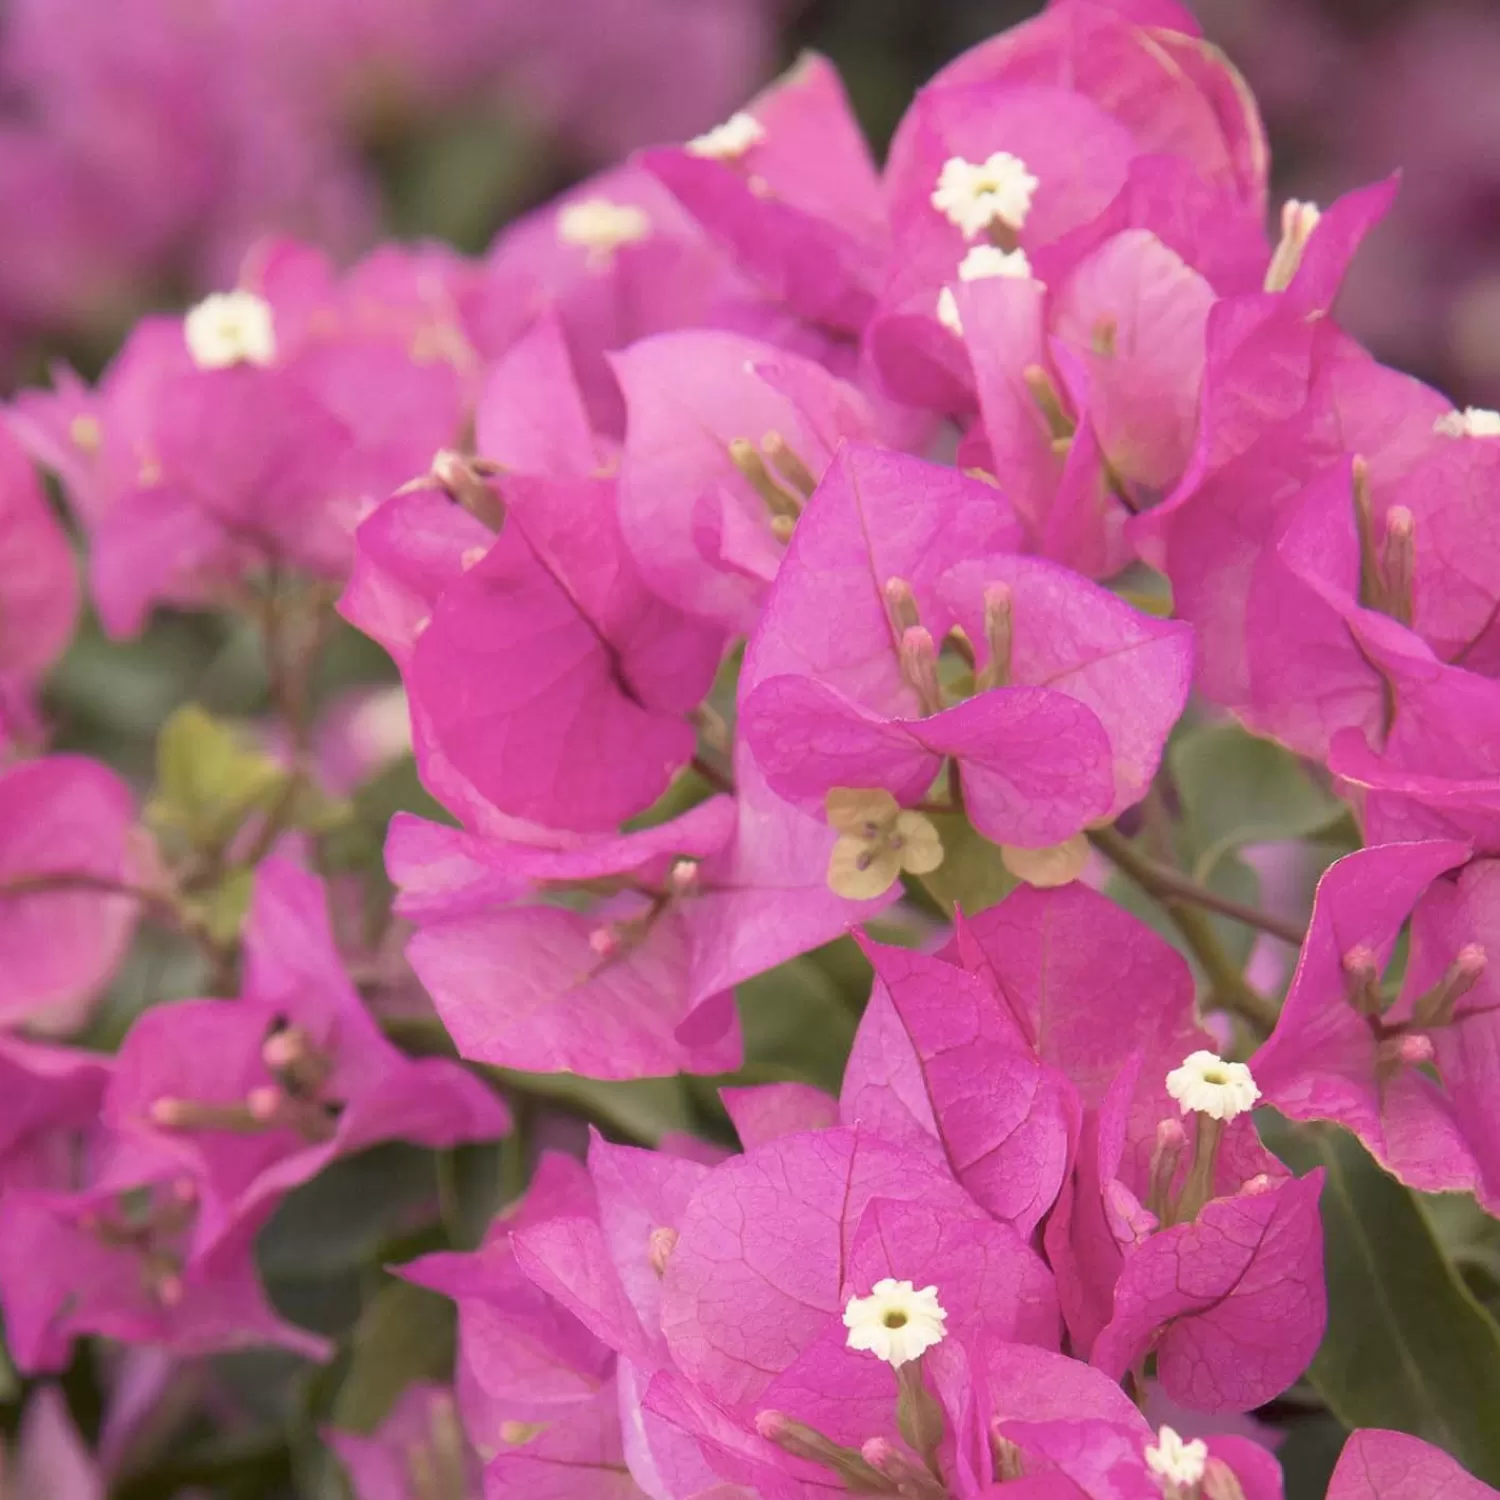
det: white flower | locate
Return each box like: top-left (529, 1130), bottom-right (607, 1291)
top-left (1435, 407), bottom-right (1500, 439)
top-left (184, 290), bottom-right (276, 370)
top-left (687, 111), bottom-right (765, 160)
top-left (1145, 1425), bottom-right (1208, 1489)
top-left (936, 245), bottom-right (1037, 334)
top-left (957, 243), bottom-right (1033, 281)
top-left (556, 198), bottom-right (652, 257)
top-left (931, 152), bottom-right (1038, 239)
top-left (1166, 1050), bottom-right (1261, 1122)
top-left (843, 1279), bottom-right (948, 1368)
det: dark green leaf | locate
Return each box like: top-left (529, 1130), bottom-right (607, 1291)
top-left (1271, 1121), bottom-right (1500, 1484)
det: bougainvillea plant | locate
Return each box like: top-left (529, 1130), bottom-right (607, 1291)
top-left (3, 1), bottom-right (1500, 1497)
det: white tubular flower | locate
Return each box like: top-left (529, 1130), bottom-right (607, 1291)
top-left (687, 111), bottom-right (765, 160)
top-left (1166, 1050), bottom-right (1261, 1122)
top-left (843, 1279), bottom-right (948, 1368)
top-left (935, 244), bottom-right (1036, 334)
top-left (931, 152), bottom-right (1039, 239)
top-left (184, 290), bottom-right (276, 370)
top-left (1145, 1426), bottom-right (1208, 1490)
top-left (556, 199), bottom-right (652, 258)
top-left (1435, 407), bottom-right (1500, 438)
top-left (957, 244), bottom-right (1034, 281)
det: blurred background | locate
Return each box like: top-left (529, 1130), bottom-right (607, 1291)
top-left (4, 0), bottom-right (1498, 408)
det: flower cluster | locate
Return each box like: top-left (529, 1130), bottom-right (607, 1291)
top-left (1, 1), bottom-right (1499, 1498)
top-left (0, 0), bottom-right (785, 364)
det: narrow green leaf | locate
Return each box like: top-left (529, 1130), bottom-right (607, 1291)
top-left (331, 1281), bottom-right (454, 1435)
top-left (1271, 1121), bottom-right (1500, 1484)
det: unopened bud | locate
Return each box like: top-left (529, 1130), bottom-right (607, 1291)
top-left (729, 437), bottom-right (800, 519)
top-left (977, 582), bottom-right (1013, 691)
top-left (150, 1097), bottom-right (263, 1133)
top-left (884, 577), bottom-right (921, 634)
top-left (755, 1412), bottom-right (895, 1492)
top-left (899, 627), bottom-right (943, 716)
top-left (648, 1226), bottom-right (679, 1277)
top-left (1352, 456), bottom-right (1381, 613)
top-left (861, 1437), bottom-right (948, 1497)
top-left (1172, 1113), bottom-right (1225, 1227)
top-left (588, 925), bottom-right (620, 959)
top-left (1341, 944), bottom-right (1384, 1016)
top-left (1381, 506), bottom-right (1416, 629)
top-left (1264, 198), bottom-right (1322, 292)
top-left (1148, 1117), bottom-right (1188, 1222)
top-left (151, 1097), bottom-right (191, 1128)
top-left (990, 1427), bottom-right (1027, 1482)
top-left (1376, 1030), bottom-right (1434, 1085)
top-left (896, 1360), bottom-right (947, 1478)
top-left (246, 1085), bottom-right (283, 1122)
top-left (262, 1025), bottom-right (310, 1071)
top-left (1413, 943), bottom-right (1487, 1029)
top-left (761, 430), bottom-right (817, 500)
top-left (1022, 364), bottom-right (1075, 442)
top-left (1203, 1456), bottom-right (1250, 1500)
top-left (498, 1421), bottom-right (546, 1446)
top-left (427, 449), bottom-right (504, 531)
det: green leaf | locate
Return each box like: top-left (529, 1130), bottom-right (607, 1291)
top-left (913, 811), bottom-right (1017, 916)
top-left (1171, 721), bottom-right (1343, 881)
top-left (1270, 1121), bottom-right (1500, 1483)
top-left (495, 1071), bottom-right (699, 1145)
top-left (147, 704), bottom-right (288, 852)
top-left (331, 1281), bottom-right (455, 1435)
top-left (738, 953), bottom-right (859, 1094)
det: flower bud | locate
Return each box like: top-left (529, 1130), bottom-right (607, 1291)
top-left (755, 1412), bottom-right (896, 1492)
top-left (898, 627), bottom-right (943, 716)
top-left (648, 1226), bottom-right (679, 1278)
top-left (1413, 944), bottom-right (1487, 1029)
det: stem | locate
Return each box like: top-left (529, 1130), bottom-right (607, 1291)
top-left (1089, 827), bottom-right (1283, 1035)
top-left (1087, 826), bottom-right (1306, 943)
top-left (690, 755), bottom-right (735, 795)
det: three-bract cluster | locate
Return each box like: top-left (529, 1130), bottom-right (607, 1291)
top-left (2, 1), bottom-right (1500, 1497)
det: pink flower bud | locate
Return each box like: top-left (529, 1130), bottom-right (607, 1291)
top-left (648, 1226), bottom-right (679, 1277)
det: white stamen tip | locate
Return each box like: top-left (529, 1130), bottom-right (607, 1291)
top-left (1436, 407), bottom-right (1500, 439)
top-left (1145, 1426), bottom-right (1208, 1488)
top-left (1281, 198), bottom-right (1322, 240)
top-left (932, 153), bottom-right (1038, 240)
top-left (1165, 1050), bottom-right (1261, 1122)
top-left (184, 290), bottom-right (276, 370)
top-left (842, 1278), bottom-right (947, 1368)
top-left (557, 199), bottom-right (652, 257)
top-left (686, 112), bottom-right (765, 161)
